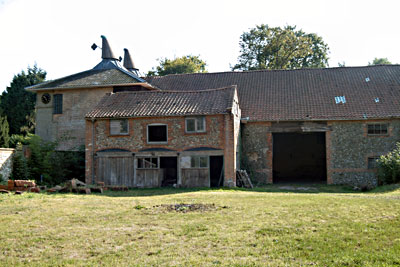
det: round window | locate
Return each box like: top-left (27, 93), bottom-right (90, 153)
top-left (41, 93), bottom-right (51, 104)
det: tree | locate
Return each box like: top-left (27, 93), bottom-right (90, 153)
top-left (233, 24), bottom-right (330, 71)
top-left (0, 116), bottom-right (10, 148)
top-left (147, 55), bottom-right (207, 76)
top-left (369, 58), bottom-right (392, 65)
top-left (0, 65), bottom-right (46, 135)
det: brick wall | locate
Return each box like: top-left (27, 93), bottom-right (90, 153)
top-left (35, 87), bottom-right (112, 151)
top-left (327, 119), bottom-right (400, 187)
top-left (85, 114), bottom-right (238, 187)
top-left (241, 122), bottom-right (272, 185)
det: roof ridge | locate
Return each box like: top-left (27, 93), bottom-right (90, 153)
top-left (147, 64), bottom-right (400, 79)
top-left (111, 85), bottom-right (237, 95)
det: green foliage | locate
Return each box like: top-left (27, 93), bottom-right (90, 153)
top-left (0, 116), bottom-right (10, 148)
top-left (369, 57), bottom-right (392, 65)
top-left (0, 65), bottom-right (46, 135)
top-left (10, 134), bottom-right (85, 185)
top-left (233, 24), bottom-right (330, 70)
top-left (11, 151), bottom-right (30, 180)
top-left (147, 55), bottom-right (207, 76)
top-left (377, 143), bottom-right (400, 184)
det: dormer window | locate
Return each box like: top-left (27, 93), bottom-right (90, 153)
top-left (185, 117), bottom-right (206, 133)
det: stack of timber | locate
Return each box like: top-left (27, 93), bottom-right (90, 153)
top-left (47, 178), bottom-right (103, 194)
top-left (236, 170), bottom-right (253, 188)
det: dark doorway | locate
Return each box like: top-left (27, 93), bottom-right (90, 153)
top-left (273, 132), bottom-right (326, 183)
top-left (210, 156), bottom-right (224, 187)
top-left (160, 157), bottom-right (177, 187)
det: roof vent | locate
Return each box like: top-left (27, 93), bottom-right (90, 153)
top-left (335, 96), bottom-right (346, 104)
top-left (365, 77), bottom-right (370, 82)
top-left (100, 35), bottom-right (118, 60)
top-left (123, 48), bottom-right (139, 74)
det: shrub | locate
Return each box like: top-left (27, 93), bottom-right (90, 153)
top-left (11, 151), bottom-right (30, 180)
top-left (11, 134), bottom-right (85, 185)
top-left (377, 143), bottom-right (400, 184)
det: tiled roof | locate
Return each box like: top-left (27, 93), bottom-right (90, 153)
top-left (146, 65), bottom-right (400, 121)
top-left (27, 66), bottom-right (145, 91)
top-left (86, 86), bottom-right (237, 118)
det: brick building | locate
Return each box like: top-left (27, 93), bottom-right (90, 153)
top-left (85, 87), bottom-right (240, 188)
top-left (28, 36), bottom-right (400, 188)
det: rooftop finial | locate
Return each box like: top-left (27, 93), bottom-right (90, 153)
top-left (101, 35), bottom-right (117, 60)
top-left (123, 48), bottom-right (138, 71)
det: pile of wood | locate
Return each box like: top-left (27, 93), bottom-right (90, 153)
top-left (0, 180), bottom-right (40, 194)
top-left (47, 179), bottom-right (103, 194)
top-left (236, 170), bottom-right (253, 188)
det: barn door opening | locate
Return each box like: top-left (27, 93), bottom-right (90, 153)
top-left (210, 156), bottom-right (224, 187)
top-left (273, 132), bottom-right (326, 183)
top-left (160, 157), bottom-right (177, 187)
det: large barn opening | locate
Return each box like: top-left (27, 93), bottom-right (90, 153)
top-left (210, 156), bottom-right (224, 187)
top-left (273, 132), bottom-right (326, 183)
top-left (160, 157), bottom-right (177, 187)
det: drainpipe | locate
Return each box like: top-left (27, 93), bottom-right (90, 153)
top-left (91, 118), bottom-right (96, 184)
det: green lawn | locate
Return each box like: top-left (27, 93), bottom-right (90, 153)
top-left (0, 184), bottom-right (400, 266)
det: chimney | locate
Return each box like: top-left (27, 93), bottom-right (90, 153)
top-left (101, 35), bottom-right (117, 60)
top-left (123, 48), bottom-right (139, 72)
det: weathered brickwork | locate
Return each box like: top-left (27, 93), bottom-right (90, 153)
top-left (241, 122), bottom-right (272, 185)
top-left (35, 87), bottom-right (112, 151)
top-left (94, 115), bottom-right (224, 151)
top-left (328, 119), bottom-right (400, 187)
top-left (86, 113), bottom-right (239, 187)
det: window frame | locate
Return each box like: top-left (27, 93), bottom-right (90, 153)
top-left (367, 123), bottom-right (388, 136)
top-left (147, 123), bottom-right (168, 144)
top-left (109, 119), bottom-right (129, 136)
top-left (53, 94), bottom-right (63, 114)
top-left (190, 156), bottom-right (209, 168)
top-left (185, 117), bottom-right (206, 133)
top-left (137, 157), bottom-right (159, 169)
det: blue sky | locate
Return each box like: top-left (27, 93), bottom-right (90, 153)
top-left (0, 0), bottom-right (399, 92)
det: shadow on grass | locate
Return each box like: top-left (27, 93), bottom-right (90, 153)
top-left (97, 183), bottom-right (399, 197)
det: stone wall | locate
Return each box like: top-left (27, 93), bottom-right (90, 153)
top-left (327, 119), bottom-right (400, 188)
top-left (240, 122), bottom-right (272, 185)
top-left (35, 87), bottom-right (112, 151)
top-left (0, 148), bottom-right (15, 181)
top-left (94, 115), bottom-right (224, 151)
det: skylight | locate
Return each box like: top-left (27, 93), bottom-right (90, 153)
top-left (335, 96), bottom-right (346, 104)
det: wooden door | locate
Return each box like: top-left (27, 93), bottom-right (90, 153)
top-left (96, 153), bottom-right (134, 187)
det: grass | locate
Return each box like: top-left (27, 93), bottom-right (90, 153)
top-left (0, 184), bottom-right (399, 266)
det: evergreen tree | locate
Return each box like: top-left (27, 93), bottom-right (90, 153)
top-left (0, 65), bottom-right (46, 135)
top-left (0, 116), bottom-right (10, 148)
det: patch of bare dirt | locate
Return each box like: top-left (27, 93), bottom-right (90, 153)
top-left (153, 203), bottom-right (227, 213)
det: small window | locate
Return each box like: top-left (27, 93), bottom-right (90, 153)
top-left (110, 119), bottom-right (129, 135)
top-left (186, 117), bottom-right (206, 133)
top-left (53, 94), bottom-right (63, 114)
top-left (335, 96), bottom-right (346, 104)
top-left (190, 156), bottom-right (208, 168)
top-left (367, 124), bottom-right (388, 135)
top-left (368, 157), bottom-right (380, 169)
top-left (148, 124), bottom-right (167, 143)
top-left (137, 157), bottom-right (159, 169)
